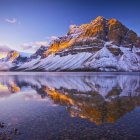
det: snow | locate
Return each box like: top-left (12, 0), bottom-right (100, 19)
top-left (93, 47), bottom-right (114, 58)
top-left (18, 57), bottom-right (41, 70)
top-left (7, 46), bottom-right (140, 71)
top-left (119, 47), bottom-right (140, 71)
top-left (0, 62), bottom-right (13, 71)
top-left (104, 41), bottom-right (112, 47)
top-left (0, 42), bottom-right (140, 72)
top-left (28, 52), bottom-right (93, 71)
top-left (85, 47), bottom-right (118, 70)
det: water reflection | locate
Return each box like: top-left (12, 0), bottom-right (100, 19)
top-left (0, 73), bottom-right (140, 125)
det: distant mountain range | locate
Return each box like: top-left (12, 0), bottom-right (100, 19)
top-left (0, 16), bottom-right (140, 71)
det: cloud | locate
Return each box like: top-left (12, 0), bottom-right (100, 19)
top-left (20, 37), bottom-right (58, 53)
top-left (0, 44), bottom-right (12, 59)
top-left (20, 41), bottom-right (49, 53)
top-left (0, 45), bottom-right (11, 52)
top-left (20, 43), bottom-right (33, 50)
top-left (5, 18), bottom-right (17, 24)
top-left (45, 36), bottom-right (58, 41)
top-left (50, 36), bottom-right (58, 40)
top-left (34, 41), bottom-right (49, 47)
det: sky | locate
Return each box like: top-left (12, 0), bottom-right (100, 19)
top-left (0, 0), bottom-right (140, 53)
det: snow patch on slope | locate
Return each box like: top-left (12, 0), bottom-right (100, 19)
top-left (0, 62), bottom-right (13, 71)
top-left (85, 47), bottom-right (118, 71)
top-left (119, 47), bottom-right (140, 71)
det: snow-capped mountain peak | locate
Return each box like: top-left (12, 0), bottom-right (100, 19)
top-left (0, 16), bottom-right (140, 71)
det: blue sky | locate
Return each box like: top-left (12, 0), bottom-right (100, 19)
top-left (0, 0), bottom-right (140, 53)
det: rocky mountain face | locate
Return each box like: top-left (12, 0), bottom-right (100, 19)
top-left (0, 16), bottom-right (140, 71)
top-left (5, 51), bottom-right (20, 62)
top-left (31, 46), bottom-right (48, 59)
top-left (0, 50), bottom-right (29, 71)
top-left (43, 16), bottom-right (140, 56)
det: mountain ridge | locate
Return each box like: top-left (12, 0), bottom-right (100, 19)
top-left (0, 16), bottom-right (140, 71)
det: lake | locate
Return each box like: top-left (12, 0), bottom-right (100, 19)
top-left (0, 72), bottom-right (140, 140)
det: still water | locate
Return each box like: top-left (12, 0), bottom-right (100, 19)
top-left (0, 72), bottom-right (140, 140)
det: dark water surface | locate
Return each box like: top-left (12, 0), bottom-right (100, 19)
top-left (0, 72), bottom-right (140, 140)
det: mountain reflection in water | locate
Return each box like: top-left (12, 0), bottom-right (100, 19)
top-left (0, 73), bottom-right (140, 125)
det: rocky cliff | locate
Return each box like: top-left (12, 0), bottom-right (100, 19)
top-left (0, 16), bottom-right (140, 71)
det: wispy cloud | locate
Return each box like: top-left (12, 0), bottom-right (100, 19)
top-left (5, 18), bottom-right (17, 24)
top-left (34, 41), bottom-right (49, 47)
top-left (50, 36), bottom-right (58, 40)
top-left (20, 41), bottom-right (49, 53)
top-left (0, 44), bottom-right (12, 59)
top-left (45, 36), bottom-right (58, 41)
top-left (0, 44), bottom-right (11, 52)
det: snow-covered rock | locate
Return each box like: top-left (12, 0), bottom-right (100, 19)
top-left (0, 16), bottom-right (140, 71)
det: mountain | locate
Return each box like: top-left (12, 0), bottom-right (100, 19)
top-left (0, 50), bottom-right (31, 71)
top-left (0, 16), bottom-right (140, 71)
